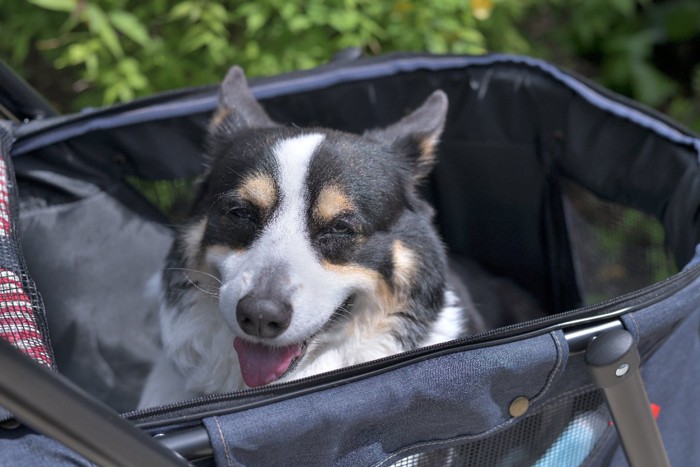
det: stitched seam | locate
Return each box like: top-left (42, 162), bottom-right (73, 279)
top-left (213, 416), bottom-right (233, 467)
top-left (627, 312), bottom-right (641, 344)
top-left (530, 331), bottom-right (564, 406)
top-left (534, 384), bottom-right (597, 408)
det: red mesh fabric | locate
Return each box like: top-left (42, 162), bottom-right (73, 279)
top-left (0, 268), bottom-right (52, 367)
top-left (0, 149), bottom-right (54, 368)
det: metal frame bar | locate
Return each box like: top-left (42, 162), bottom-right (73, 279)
top-left (0, 59), bottom-right (57, 121)
top-left (0, 339), bottom-right (189, 467)
top-left (156, 426), bottom-right (213, 462)
top-left (585, 328), bottom-right (670, 467)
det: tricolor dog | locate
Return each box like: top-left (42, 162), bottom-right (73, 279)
top-left (140, 66), bottom-right (525, 407)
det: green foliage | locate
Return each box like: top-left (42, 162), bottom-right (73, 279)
top-left (0, 0), bottom-right (539, 111)
top-left (541, 0), bottom-right (700, 131)
top-left (0, 0), bottom-right (699, 133)
top-left (1, 0), bottom-right (693, 292)
top-left (593, 208), bottom-right (677, 283)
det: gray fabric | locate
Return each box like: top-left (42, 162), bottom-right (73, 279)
top-left (202, 330), bottom-right (568, 466)
top-left (19, 191), bottom-right (172, 412)
top-left (0, 426), bottom-right (92, 466)
top-left (199, 250), bottom-right (700, 466)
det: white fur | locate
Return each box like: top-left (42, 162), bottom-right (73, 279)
top-left (281, 288), bottom-right (406, 381)
top-left (140, 269), bottom-right (248, 407)
top-left (142, 273), bottom-right (463, 407)
top-left (139, 134), bottom-right (466, 408)
top-left (142, 282), bottom-right (463, 407)
top-left (420, 290), bottom-right (466, 347)
top-left (141, 134), bottom-right (388, 406)
top-left (217, 133), bottom-right (374, 346)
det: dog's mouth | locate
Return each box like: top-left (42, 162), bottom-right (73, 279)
top-left (232, 295), bottom-right (355, 388)
top-left (233, 337), bottom-right (308, 388)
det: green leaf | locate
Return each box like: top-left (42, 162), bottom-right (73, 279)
top-left (631, 62), bottom-right (677, 106)
top-left (27, 0), bottom-right (77, 13)
top-left (85, 4), bottom-right (123, 58)
top-left (288, 15), bottom-right (311, 32)
top-left (169, 1), bottom-right (198, 20)
top-left (328, 11), bottom-right (361, 32)
top-left (208, 3), bottom-right (228, 20)
top-left (610, 0), bottom-right (635, 17)
top-left (663, 2), bottom-right (700, 42)
top-left (109, 11), bottom-right (150, 47)
top-left (246, 11), bottom-right (268, 34)
top-left (64, 43), bottom-right (90, 64)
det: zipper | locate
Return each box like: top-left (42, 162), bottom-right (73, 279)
top-left (125, 261), bottom-right (700, 428)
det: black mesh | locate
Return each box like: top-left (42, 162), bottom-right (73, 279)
top-left (394, 390), bottom-right (612, 467)
top-left (126, 176), bottom-right (198, 224)
top-left (562, 180), bottom-right (677, 305)
top-left (0, 123), bottom-right (55, 370)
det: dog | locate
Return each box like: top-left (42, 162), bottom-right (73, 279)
top-left (139, 66), bottom-right (538, 408)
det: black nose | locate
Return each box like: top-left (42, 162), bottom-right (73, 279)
top-left (236, 295), bottom-right (292, 338)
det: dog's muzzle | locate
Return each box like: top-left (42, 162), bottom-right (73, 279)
top-left (236, 294), bottom-right (292, 338)
top-left (231, 293), bottom-right (356, 388)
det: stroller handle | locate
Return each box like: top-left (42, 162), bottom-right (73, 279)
top-left (586, 329), bottom-right (671, 467)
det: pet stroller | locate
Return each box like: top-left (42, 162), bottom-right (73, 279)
top-left (0, 52), bottom-right (699, 466)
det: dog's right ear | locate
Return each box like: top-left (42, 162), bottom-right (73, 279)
top-left (364, 90), bottom-right (448, 186)
top-left (209, 66), bottom-right (278, 132)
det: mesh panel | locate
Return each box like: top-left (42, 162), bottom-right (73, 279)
top-left (0, 130), bottom-right (55, 369)
top-left (126, 177), bottom-right (197, 223)
top-left (562, 180), bottom-right (677, 305)
top-left (393, 390), bottom-right (611, 467)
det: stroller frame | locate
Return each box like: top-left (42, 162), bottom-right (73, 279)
top-left (1, 52), bottom-right (700, 466)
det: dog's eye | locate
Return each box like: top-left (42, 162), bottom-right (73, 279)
top-left (328, 220), bottom-right (354, 235)
top-left (227, 207), bottom-right (254, 220)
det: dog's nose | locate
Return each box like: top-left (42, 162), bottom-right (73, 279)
top-left (236, 295), bottom-right (292, 338)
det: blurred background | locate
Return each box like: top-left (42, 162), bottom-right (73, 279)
top-left (1, 0), bottom-right (699, 132)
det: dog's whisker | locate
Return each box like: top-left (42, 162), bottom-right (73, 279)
top-left (165, 267), bottom-right (223, 285)
top-left (164, 267), bottom-right (222, 298)
top-left (326, 306), bottom-right (354, 326)
top-left (186, 278), bottom-right (220, 298)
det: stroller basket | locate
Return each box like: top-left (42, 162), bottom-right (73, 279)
top-left (1, 53), bottom-right (700, 466)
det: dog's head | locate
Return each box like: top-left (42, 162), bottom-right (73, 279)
top-left (174, 66), bottom-right (449, 388)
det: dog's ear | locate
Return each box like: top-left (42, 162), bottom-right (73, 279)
top-left (365, 90), bottom-right (448, 184)
top-left (209, 66), bottom-right (278, 131)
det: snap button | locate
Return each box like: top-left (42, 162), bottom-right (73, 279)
top-left (509, 396), bottom-right (530, 417)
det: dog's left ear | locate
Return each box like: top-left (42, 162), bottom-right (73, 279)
top-left (210, 66), bottom-right (279, 131)
top-left (365, 90), bottom-right (448, 183)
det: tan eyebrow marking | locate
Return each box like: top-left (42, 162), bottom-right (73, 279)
top-left (236, 173), bottom-right (277, 212)
top-left (314, 184), bottom-right (354, 222)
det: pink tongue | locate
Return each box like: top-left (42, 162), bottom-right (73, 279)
top-left (233, 337), bottom-right (302, 388)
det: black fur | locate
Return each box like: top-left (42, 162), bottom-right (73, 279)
top-left (167, 69), bottom-right (468, 345)
top-left (140, 65), bottom-right (546, 408)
